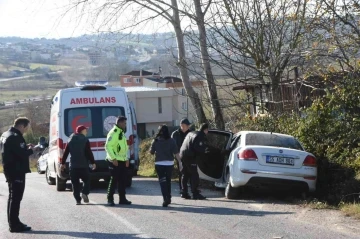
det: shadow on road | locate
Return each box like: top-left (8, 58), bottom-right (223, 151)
top-left (91, 203), bottom-right (293, 217)
top-left (61, 177), bottom-right (308, 206)
top-left (26, 231), bottom-right (157, 239)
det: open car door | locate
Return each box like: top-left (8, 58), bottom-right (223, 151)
top-left (197, 130), bottom-right (233, 182)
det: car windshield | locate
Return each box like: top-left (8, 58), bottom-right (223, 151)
top-left (245, 133), bottom-right (304, 150)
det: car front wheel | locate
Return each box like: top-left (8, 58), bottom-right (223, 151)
top-left (37, 162), bottom-right (41, 174)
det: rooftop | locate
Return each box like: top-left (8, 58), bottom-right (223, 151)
top-left (124, 86), bottom-right (171, 92)
top-left (122, 70), bottom-right (159, 76)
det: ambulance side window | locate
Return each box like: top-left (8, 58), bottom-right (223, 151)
top-left (102, 107), bottom-right (123, 136)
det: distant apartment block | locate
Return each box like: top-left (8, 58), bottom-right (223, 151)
top-left (88, 50), bottom-right (103, 65)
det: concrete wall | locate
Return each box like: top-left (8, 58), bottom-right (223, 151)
top-left (125, 87), bottom-right (196, 138)
top-left (126, 90), bottom-right (173, 124)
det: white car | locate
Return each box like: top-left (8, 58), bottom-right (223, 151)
top-left (197, 130), bottom-right (317, 199)
top-left (37, 147), bottom-right (49, 174)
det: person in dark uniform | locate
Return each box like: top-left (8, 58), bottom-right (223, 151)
top-left (0, 117), bottom-right (38, 233)
top-left (60, 125), bottom-right (96, 205)
top-left (179, 123), bottom-right (210, 200)
top-left (171, 118), bottom-right (192, 198)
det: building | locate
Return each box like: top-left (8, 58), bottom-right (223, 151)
top-left (124, 86), bottom-right (196, 139)
top-left (88, 50), bottom-right (103, 65)
top-left (120, 70), bottom-right (161, 87)
top-left (232, 79), bottom-right (326, 115)
top-left (120, 69), bottom-right (206, 136)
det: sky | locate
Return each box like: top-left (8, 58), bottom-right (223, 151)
top-left (0, 0), bottom-right (83, 38)
top-left (0, 0), bottom-right (172, 39)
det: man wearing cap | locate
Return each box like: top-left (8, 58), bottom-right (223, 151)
top-left (171, 118), bottom-right (192, 199)
top-left (105, 116), bottom-right (132, 206)
top-left (60, 125), bottom-right (96, 205)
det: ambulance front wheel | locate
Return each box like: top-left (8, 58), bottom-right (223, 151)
top-left (56, 175), bottom-right (67, 191)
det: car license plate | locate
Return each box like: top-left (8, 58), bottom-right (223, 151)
top-left (266, 156), bottom-right (294, 166)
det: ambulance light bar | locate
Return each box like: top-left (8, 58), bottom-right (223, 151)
top-left (75, 81), bottom-right (109, 87)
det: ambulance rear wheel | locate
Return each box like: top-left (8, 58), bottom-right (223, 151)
top-left (126, 175), bottom-right (133, 187)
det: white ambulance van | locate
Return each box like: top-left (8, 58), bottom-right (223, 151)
top-left (44, 81), bottom-right (139, 191)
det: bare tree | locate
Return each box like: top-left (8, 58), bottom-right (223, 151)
top-left (64, 0), bottom-right (207, 123)
top-left (315, 0), bottom-right (360, 70)
top-left (189, 0), bottom-right (225, 129)
top-left (207, 0), bottom-right (309, 102)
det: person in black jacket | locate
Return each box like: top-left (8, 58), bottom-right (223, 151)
top-left (179, 123), bottom-right (209, 200)
top-left (171, 118), bottom-right (191, 198)
top-left (150, 125), bottom-right (180, 207)
top-left (60, 125), bottom-right (96, 205)
top-left (1, 117), bottom-right (38, 233)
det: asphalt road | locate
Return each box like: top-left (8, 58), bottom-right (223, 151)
top-left (1, 173), bottom-right (360, 239)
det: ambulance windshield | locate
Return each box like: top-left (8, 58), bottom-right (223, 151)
top-left (64, 106), bottom-right (125, 138)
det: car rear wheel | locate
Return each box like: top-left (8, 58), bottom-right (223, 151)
top-left (46, 166), bottom-right (55, 185)
top-left (56, 175), bottom-right (67, 191)
top-left (225, 170), bottom-right (238, 199)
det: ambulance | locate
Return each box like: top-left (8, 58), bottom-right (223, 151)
top-left (44, 81), bottom-right (139, 191)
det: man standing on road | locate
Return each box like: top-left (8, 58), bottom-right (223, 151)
top-left (105, 116), bottom-right (132, 206)
top-left (1, 117), bottom-right (38, 233)
top-left (60, 125), bottom-right (96, 205)
top-left (171, 118), bottom-right (192, 199)
top-left (179, 123), bottom-right (209, 200)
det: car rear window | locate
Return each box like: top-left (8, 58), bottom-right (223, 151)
top-left (64, 106), bottom-right (125, 138)
top-left (245, 133), bottom-right (303, 150)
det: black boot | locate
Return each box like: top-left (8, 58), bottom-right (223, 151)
top-left (119, 199), bottom-right (132, 205)
top-left (193, 193), bottom-right (206, 200)
top-left (9, 224), bottom-right (31, 233)
top-left (181, 193), bottom-right (191, 199)
top-left (162, 197), bottom-right (171, 207)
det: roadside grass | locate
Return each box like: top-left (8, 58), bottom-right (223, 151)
top-left (0, 158), bottom-right (37, 173)
top-left (300, 199), bottom-right (337, 210)
top-left (0, 90), bottom-right (58, 102)
top-left (0, 64), bottom-right (25, 72)
top-left (28, 63), bottom-right (69, 71)
top-left (138, 139), bottom-right (157, 177)
top-left (0, 77), bottom-right (68, 102)
top-left (341, 203), bottom-right (360, 219)
top-left (137, 138), bottom-right (182, 178)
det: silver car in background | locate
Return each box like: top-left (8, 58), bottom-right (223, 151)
top-left (37, 147), bottom-right (49, 174)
